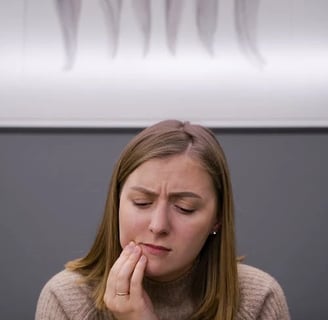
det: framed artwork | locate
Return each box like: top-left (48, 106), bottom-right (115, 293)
top-left (1, 0), bottom-right (327, 128)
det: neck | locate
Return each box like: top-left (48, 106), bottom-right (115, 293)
top-left (143, 260), bottom-right (202, 320)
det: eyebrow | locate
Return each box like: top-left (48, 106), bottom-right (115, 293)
top-left (130, 186), bottom-right (202, 199)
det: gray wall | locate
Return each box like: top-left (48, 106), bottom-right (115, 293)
top-left (1, 128), bottom-right (327, 319)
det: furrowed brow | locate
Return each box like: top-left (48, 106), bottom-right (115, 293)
top-left (130, 187), bottom-right (202, 200)
top-left (130, 186), bottom-right (158, 197)
top-left (169, 192), bottom-right (202, 199)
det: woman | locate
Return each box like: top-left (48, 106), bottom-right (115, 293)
top-left (36, 120), bottom-right (290, 319)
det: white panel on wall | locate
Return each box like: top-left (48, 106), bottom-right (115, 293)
top-left (0, 0), bottom-right (327, 128)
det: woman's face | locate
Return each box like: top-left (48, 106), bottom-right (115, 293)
top-left (119, 154), bottom-right (219, 282)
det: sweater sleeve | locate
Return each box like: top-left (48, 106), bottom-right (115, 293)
top-left (34, 270), bottom-right (105, 320)
top-left (257, 278), bottom-right (291, 320)
top-left (35, 281), bottom-right (69, 320)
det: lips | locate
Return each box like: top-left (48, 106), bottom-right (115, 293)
top-left (142, 243), bottom-right (171, 251)
top-left (140, 243), bottom-right (172, 256)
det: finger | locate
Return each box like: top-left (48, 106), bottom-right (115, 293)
top-left (129, 255), bottom-right (147, 298)
top-left (106, 242), bottom-right (135, 299)
top-left (115, 245), bottom-right (142, 295)
top-left (110, 241), bottom-right (135, 275)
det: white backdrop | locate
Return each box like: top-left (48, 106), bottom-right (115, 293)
top-left (0, 0), bottom-right (328, 128)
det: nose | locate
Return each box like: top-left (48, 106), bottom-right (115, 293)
top-left (148, 202), bottom-right (170, 236)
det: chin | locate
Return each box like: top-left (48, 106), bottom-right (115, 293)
top-left (145, 265), bottom-right (180, 282)
top-left (145, 265), bottom-right (169, 281)
top-left (145, 265), bottom-right (161, 277)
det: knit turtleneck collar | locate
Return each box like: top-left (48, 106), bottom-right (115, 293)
top-left (143, 262), bottom-right (201, 320)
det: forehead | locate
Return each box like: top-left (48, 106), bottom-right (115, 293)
top-left (123, 154), bottom-right (214, 194)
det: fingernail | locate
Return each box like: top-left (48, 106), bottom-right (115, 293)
top-left (125, 241), bottom-right (135, 252)
top-left (133, 245), bottom-right (141, 254)
top-left (140, 255), bottom-right (147, 263)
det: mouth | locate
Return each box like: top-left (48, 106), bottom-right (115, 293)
top-left (142, 243), bottom-right (171, 251)
top-left (140, 243), bottom-right (172, 256)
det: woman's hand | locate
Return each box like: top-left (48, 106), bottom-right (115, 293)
top-left (104, 242), bottom-right (158, 320)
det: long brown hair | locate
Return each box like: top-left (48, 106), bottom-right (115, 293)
top-left (66, 119), bottom-right (239, 319)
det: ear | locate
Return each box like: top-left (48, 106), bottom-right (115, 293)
top-left (211, 221), bottom-right (221, 233)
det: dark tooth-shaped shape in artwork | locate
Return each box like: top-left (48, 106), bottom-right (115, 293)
top-left (234, 0), bottom-right (265, 67)
top-left (132, 0), bottom-right (151, 57)
top-left (196, 0), bottom-right (219, 56)
top-left (56, 0), bottom-right (82, 70)
top-left (99, 0), bottom-right (123, 58)
top-left (165, 0), bottom-right (185, 55)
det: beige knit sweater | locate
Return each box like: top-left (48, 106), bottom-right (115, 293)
top-left (35, 264), bottom-right (290, 320)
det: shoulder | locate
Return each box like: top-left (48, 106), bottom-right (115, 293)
top-left (237, 264), bottom-right (291, 320)
top-left (38, 269), bottom-right (91, 301)
top-left (35, 269), bottom-right (103, 319)
top-left (238, 263), bottom-right (277, 291)
top-left (41, 269), bottom-right (86, 290)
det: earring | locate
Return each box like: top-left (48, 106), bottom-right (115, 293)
top-left (212, 231), bottom-right (217, 235)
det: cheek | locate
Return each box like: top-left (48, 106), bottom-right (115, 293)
top-left (178, 214), bottom-right (214, 236)
top-left (119, 216), bottom-right (130, 248)
top-left (119, 205), bottom-right (145, 247)
top-left (118, 203), bottom-right (133, 247)
top-left (186, 228), bottom-right (209, 247)
top-left (177, 220), bottom-right (212, 249)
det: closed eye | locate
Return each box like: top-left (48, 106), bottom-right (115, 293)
top-left (174, 205), bottom-right (195, 214)
top-left (133, 201), bottom-right (152, 207)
